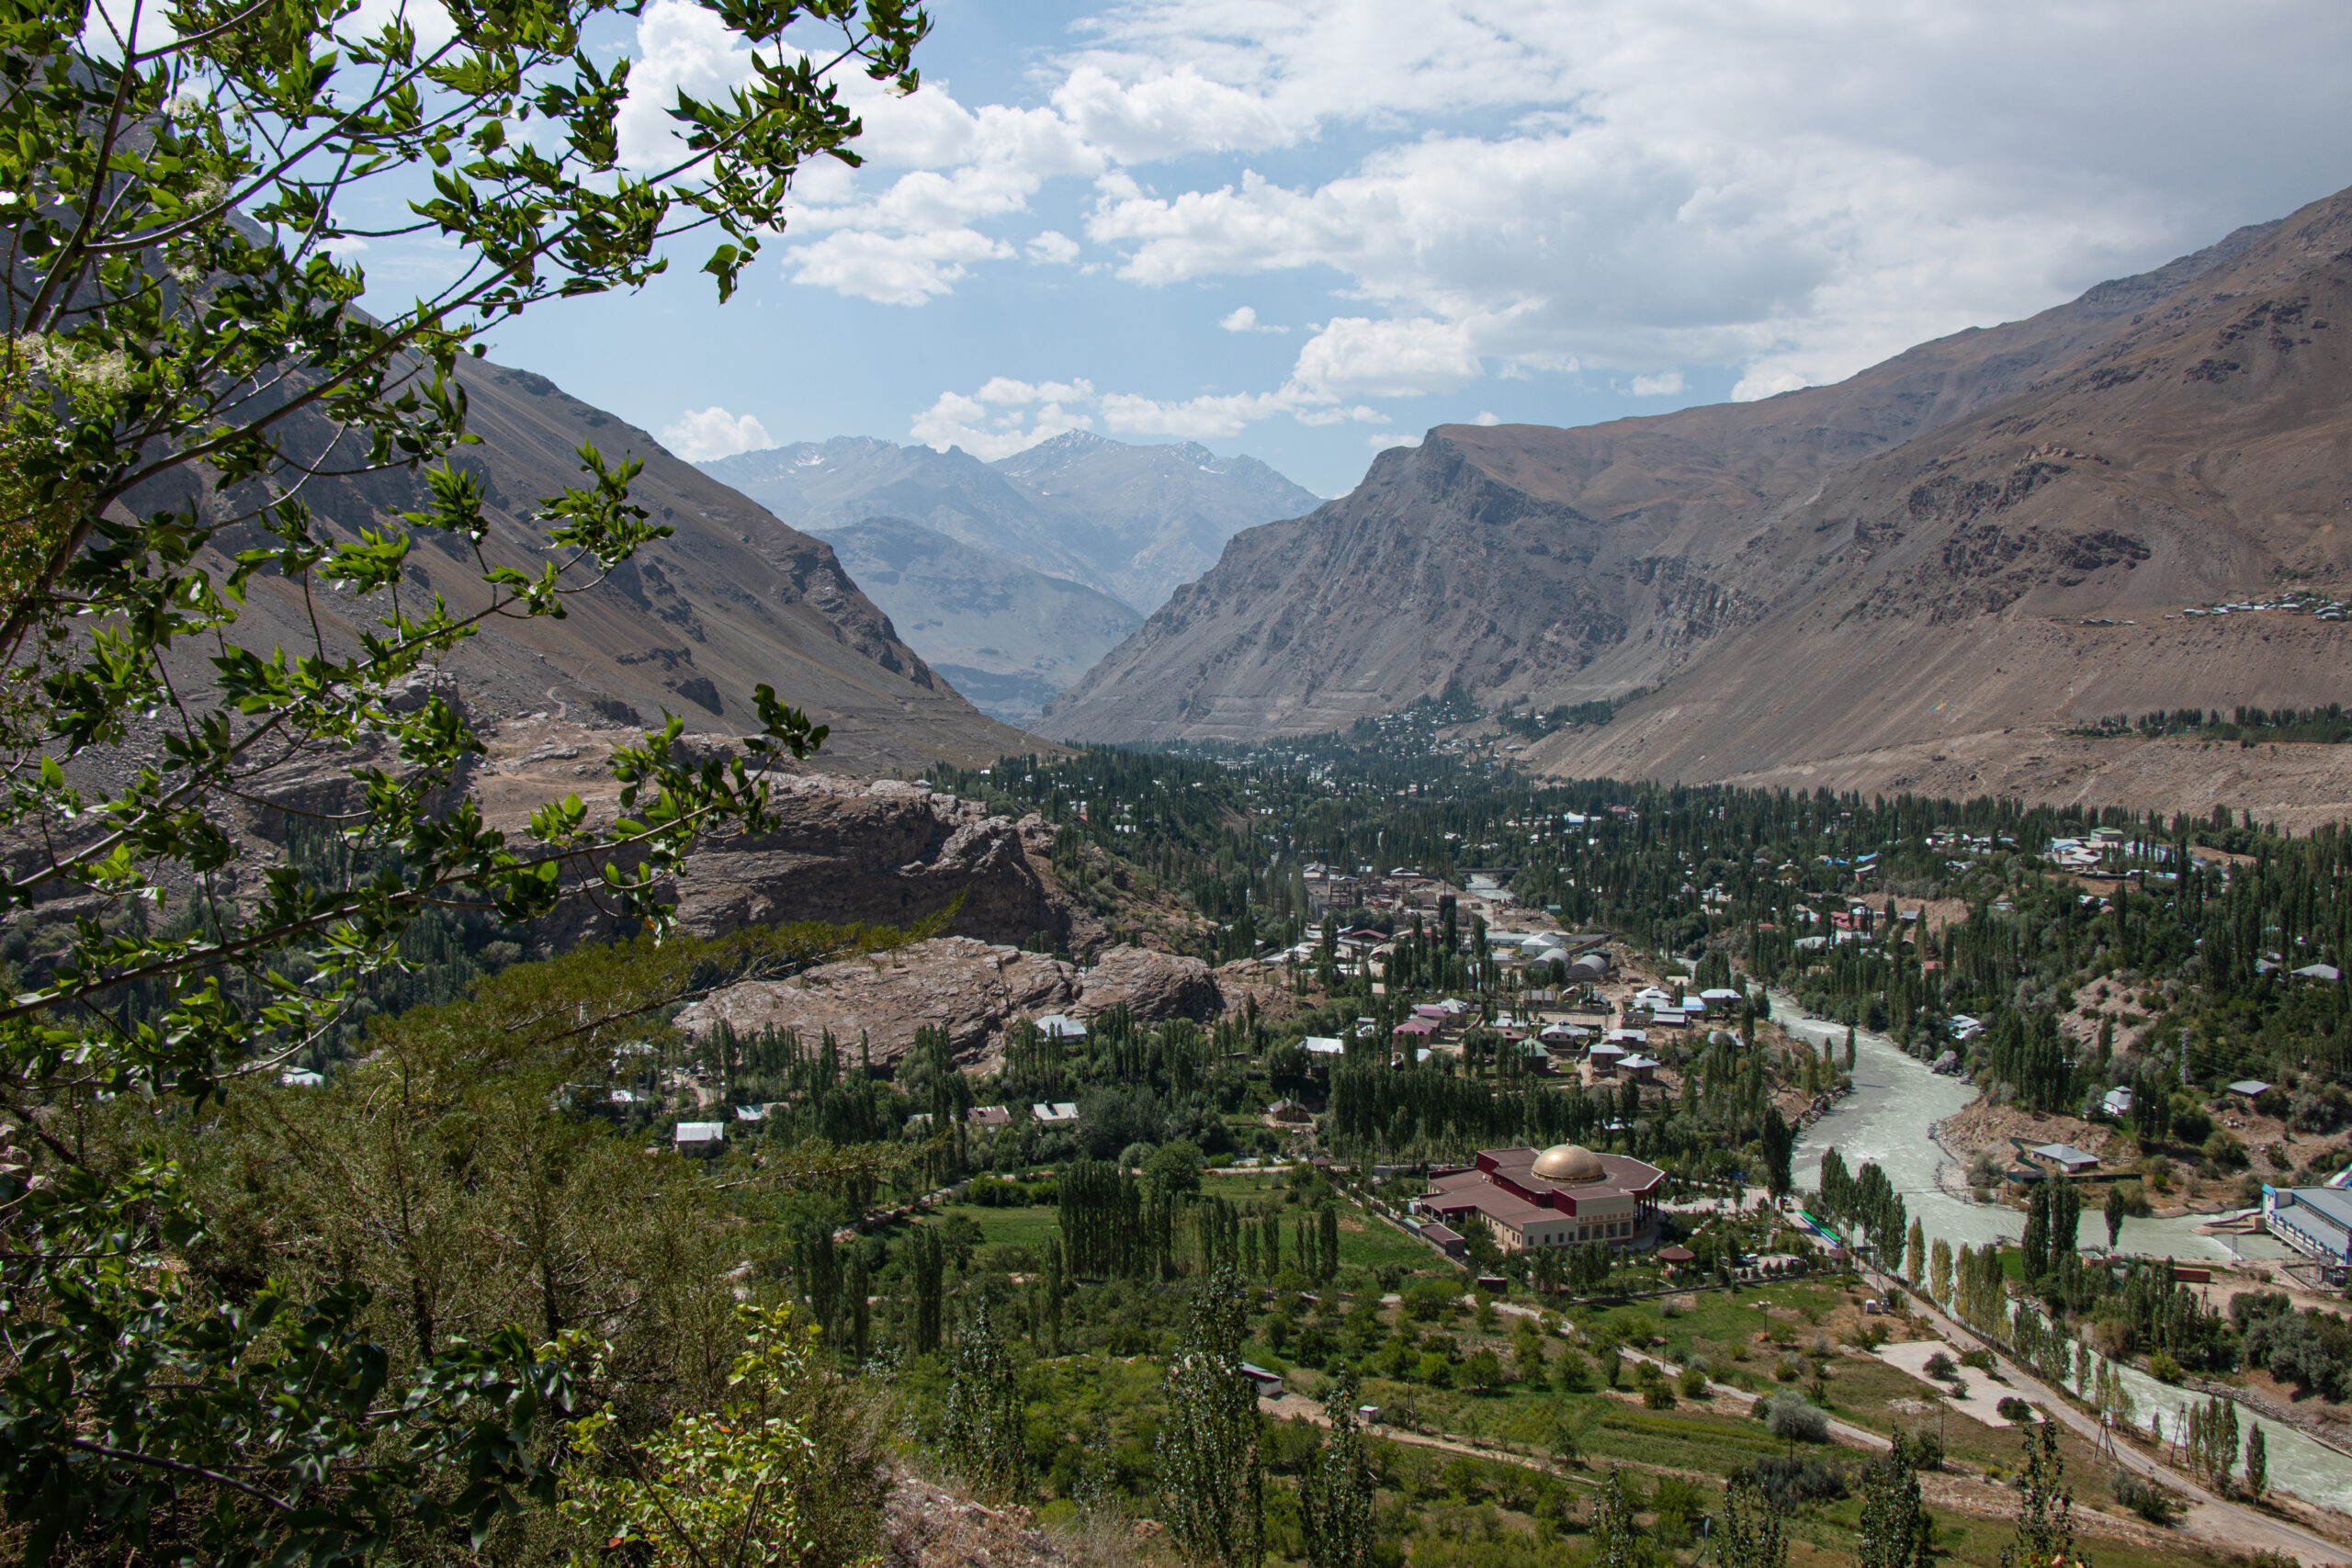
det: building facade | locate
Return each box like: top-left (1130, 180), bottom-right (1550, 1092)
top-left (1415, 1144), bottom-right (1667, 1254)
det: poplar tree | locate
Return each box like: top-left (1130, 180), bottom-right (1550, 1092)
top-left (1297, 1370), bottom-right (1375, 1568)
top-left (943, 1296), bottom-right (1025, 1502)
top-left (1857, 1450), bottom-right (1935, 1568)
top-left (1157, 1267), bottom-right (1264, 1567)
top-left (1716, 1474), bottom-right (1789, 1568)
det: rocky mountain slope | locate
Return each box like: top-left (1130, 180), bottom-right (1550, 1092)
top-left (701, 431), bottom-right (1322, 613)
top-left (1045, 191), bottom-right (2352, 803)
top-left (209, 357), bottom-right (1031, 773)
top-left (807, 516), bottom-right (1142, 727)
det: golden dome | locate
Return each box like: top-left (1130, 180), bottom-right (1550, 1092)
top-left (1531, 1144), bottom-right (1607, 1184)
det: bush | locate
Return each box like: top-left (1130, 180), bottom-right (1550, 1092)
top-left (1922, 1351), bottom-right (1958, 1382)
top-left (2147, 1349), bottom-right (2184, 1382)
top-left (1960, 1348), bottom-right (1996, 1373)
top-left (1996, 1396), bottom-right (2035, 1422)
top-left (2110, 1468), bottom-right (2178, 1524)
top-left (1763, 1391), bottom-right (1830, 1443)
top-left (1677, 1364), bottom-right (1708, 1398)
top-left (1402, 1280), bottom-right (1462, 1321)
top-left (1735, 1452), bottom-right (1848, 1506)
top-left (1893, 1427), bottom-right (1944, 1472)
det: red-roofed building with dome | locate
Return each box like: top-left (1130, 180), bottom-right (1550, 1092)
top-left (1412, 1143), bottom-right (1666, 1254)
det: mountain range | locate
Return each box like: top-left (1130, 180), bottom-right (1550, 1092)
top-left (699, 431), bottom-right (1323, 615)
top-left (1045, 184), bottom-right (2352, 811)
top-left (808, 516), bottom-right (1143, 727)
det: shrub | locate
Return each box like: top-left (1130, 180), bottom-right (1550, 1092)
top-left (2147, 1349), bottom-right (2185, 1382)
top-left (1734, 1452), bottom-right (1848, 1506)
top-left (1923, 1351), bottom-right (1958, 1382)
top-left (1960, 1348), bottom-right (1996, 1373)
top-left (1677, 1364), bottom-right (1708, 1398)
top-left (2110, 1467), bottom-right (2178, 1524)
top-left (1996, 1396), bottom-right (2035, 1422)
top-left (1763, 1391), bottom-right (1830, 1443)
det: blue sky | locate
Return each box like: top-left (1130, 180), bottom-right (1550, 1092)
top-left (357, 0), bottom-right (2352, 498)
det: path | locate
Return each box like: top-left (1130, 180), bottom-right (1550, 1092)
top-left (1888, 1272), bottom-right (2351, 1564)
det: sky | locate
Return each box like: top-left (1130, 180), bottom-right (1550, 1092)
top-left (359, 0), bottom-right (2352, 497)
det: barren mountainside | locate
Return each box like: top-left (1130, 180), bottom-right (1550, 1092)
top-left (1045, 190), bottom-right (2352, 811)
top-left (204, 358), bottom-right (1031, 773)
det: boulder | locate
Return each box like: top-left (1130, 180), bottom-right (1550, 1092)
top-left (1077, 944), bottom-right (1220, 1023)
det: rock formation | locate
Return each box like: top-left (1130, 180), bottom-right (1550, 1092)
top-left (673, 934), bottom-right (1223, 1071)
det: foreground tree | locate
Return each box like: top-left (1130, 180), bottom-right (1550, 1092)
top-left (1856, 1450), bottom-right (1936, 1568)
top-left (941, 1295), bottom-right (1026, 1501)
top-left (2001, 1421), bottom-right (2086, 1568)
top-left (0, 0), bottom-right (929, 1556)
top-left (1157, 1266), bottom-right (1264, 1567)
top-left (1297, 1367), bottom-right (1375, 1568)
top-left (1714, 1474), bottom-right (1788, 1568)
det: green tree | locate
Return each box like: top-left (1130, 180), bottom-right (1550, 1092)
top-left (1319, 1203), bottom-right (1342, 1282)
top-left (1588, 1468), bottom-right (1649, 1568)
top-left (1715, 1473), bottom-right (1789, 1568)
top-left (942, 1295), bottom-right (1025, 1501)
top-left (2105, 1182), bottom-right (2129, 1248)
top-left (1856, 1450), bottom-right (1935, 1568)
top-left (2000, 1421), bottom-right (2082, 1568)
top-left (0, 0), bottom-right (927, 1555)
top-left (1758, 1106), bottom-right (1796, 1201)
top-left (1157, 1266), bottom-right (1264, 1567)
top-left (562, 1304), bottom-right (837, 1568)
top-left (1905, 1217), bottom-right (1926, 1288)
top-left (1297, 1369), bottom-right (1375, 1568)
top-left (2246, 1421), bottom-right (2267, 1498)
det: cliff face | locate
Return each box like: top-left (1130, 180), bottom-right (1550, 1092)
top-left (203, 358), bottom-right (1034, 774)
top-left (1044, 192), bottom-right (2352, 795)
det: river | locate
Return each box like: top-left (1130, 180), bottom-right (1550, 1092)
top-left (1770, 994), bottom-right (2352, 1511)
top-left (1771, 992), bottom-right (2283, 1262)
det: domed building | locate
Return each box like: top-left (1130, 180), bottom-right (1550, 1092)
top-left (1414, 1141), bottom-right (1665, 1255)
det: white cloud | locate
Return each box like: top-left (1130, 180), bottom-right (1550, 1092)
top-left (1369, 432), bottom-right (1420, 452)
top-left (1027, 230), bottom-right (1080, 264)
top-left (1050, 63), bottom-right (1291, 164)
top-left (910, 379), bottom-right (1096, 459)
top-left (662, 405), bottom-right (772, 461)
top-left (786, 227), bottom-right (1011, 306)
top-left (617, 0), bottom-right (756, 171)
top-left (1473, 411), bottom-right (1500, 426)
top-left (1218, 305), bottom-right (1286, 333)
top-left (805, 0), bottom-right (2352, 433)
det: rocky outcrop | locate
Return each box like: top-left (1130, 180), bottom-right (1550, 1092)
top-left (673, 935), bottom-right (1226, 1072)
top-left (517, 771), bottom-right (1108, 954)
top-left (1074, 942), bottom-right (1221, 1022)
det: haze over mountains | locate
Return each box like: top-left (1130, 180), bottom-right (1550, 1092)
top-left (810, 516), bottom-right (1143, 727)
top-left (1045, 184), bottom-right (2352, 810)
top-left (695, 430), bottom-right (1321, 725)
top-left (700, 432), bottom-right (1322, 615)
